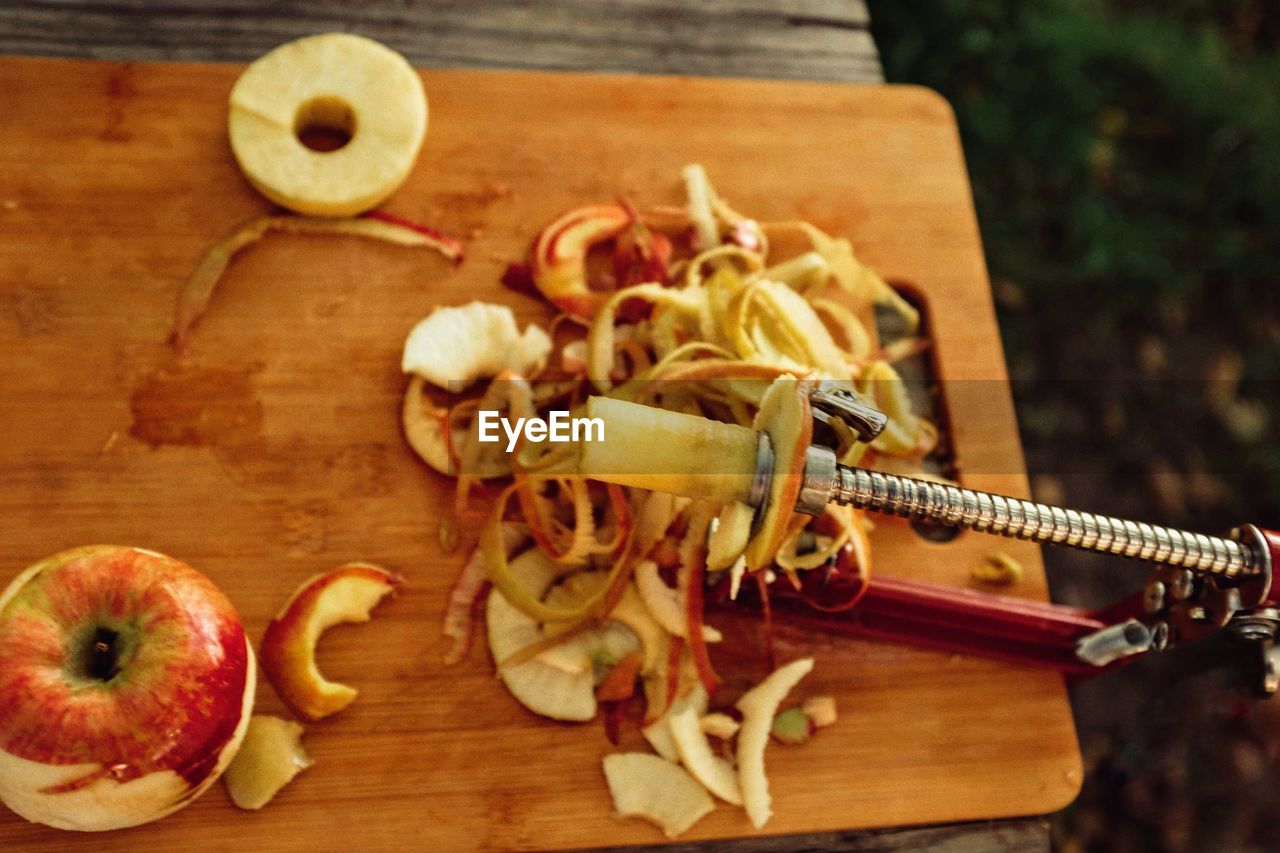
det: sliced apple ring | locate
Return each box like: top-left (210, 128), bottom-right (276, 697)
top-left (259, 563), bottom-right (403, 722)
top-left (229, 33), bottom-right (427, 217)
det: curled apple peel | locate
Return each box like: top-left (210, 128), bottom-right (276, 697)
top-left (530, 205), bottom-right (631, 318)
top-left (259, 563), bottom-right (403, 723)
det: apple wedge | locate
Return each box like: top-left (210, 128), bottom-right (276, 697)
top-left (602, 753), bottom-right (715, 839)
top-left (259, 564), bottom-right (403, 723)
top-left (486, 550), bottom-right (595, 721)
top-left (222, 715), bottom-right (311, 810)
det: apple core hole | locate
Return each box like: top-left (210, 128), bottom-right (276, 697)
top-left (87, 627), bottom-right (122, 682)
top-left (294, 96), bottom-right (356, 153)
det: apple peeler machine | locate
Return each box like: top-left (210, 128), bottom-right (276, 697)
top-left (724, 385), bottom-right (1280, 694)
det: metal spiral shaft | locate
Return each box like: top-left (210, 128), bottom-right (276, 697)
top-left (829, 464), bottom-right (1260, 579)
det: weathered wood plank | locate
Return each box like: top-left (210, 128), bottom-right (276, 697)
top-left (0, 0), bottom-right (882, 82)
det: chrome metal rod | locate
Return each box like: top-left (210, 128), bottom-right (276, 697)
top-left (828, 463), bottom-right (1260, 579)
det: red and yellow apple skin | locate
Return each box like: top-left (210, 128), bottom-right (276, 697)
top-left (530, 205), bottom-right (631, 318)
top-left (0, 545), bottom-right (255, 831)
top-left (259, 563), bottom-right (402, 723)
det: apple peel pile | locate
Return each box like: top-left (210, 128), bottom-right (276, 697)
top-left (402, 166), bottom-right (940, 837)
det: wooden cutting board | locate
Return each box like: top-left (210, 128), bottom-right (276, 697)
top-left (0, 57), bottom-right (1081, 850)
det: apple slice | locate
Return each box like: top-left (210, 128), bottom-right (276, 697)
top-left (736, 658), bottom-right (814, 829)
top-left (668, 699), bottom-right (742, 805)
top-left (602, 753), bottom-right (715, 839)
top-left (222, 716), bottom-right (311, 810)
top-left (228, 33), bottom-right (427, 217)
top-left (260, 564), bottom-right (402, 723)
top-left (486, 550), bottom-right (595, 721)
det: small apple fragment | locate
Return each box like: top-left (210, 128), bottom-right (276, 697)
top-left (641, 659), bottom-right (705, 760)
top-left (801, 695), bottom-right (838, 729)
top-left (260, 563), bottom-right (403, 723)
top-left (602, 753), bottom-right (715, 840)
top-left (769, 708), bottom-right (813, 746)
top-left (707, 501), bottom-right (754, 571)
top-left (699, 712), bottom-right (740, 740)
top-left (223, 716), bottom-right (311, 810)
top-left (736, 658), bottom-right (814, 829)
top-left (634, 560), bottom-right (722, 643)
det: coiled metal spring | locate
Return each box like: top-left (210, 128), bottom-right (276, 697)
top-left (833, 467), bottom-right (1259, 579)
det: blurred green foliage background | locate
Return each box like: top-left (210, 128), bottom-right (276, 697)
top-left (869, 1), bottom-right (1280, 850)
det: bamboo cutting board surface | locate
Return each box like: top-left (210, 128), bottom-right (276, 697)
top-left (0, 57), bottom-right (1081, 850)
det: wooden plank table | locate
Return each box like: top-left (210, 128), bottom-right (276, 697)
top-left (0, 3), bottom-right (1060, 850)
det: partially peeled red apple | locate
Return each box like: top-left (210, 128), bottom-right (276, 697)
top-left (259, 563), bottom-right (402, 722)
top-left (0, 546), bottom-right (255, 831)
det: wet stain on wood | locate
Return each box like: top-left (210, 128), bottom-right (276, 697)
top-left (101, 62), bottom-right (136, 142)
top-left (129, 365), bottom-right (262, 447)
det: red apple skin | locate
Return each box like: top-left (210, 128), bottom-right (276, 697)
top-left (0, 545), bottom-right (255, 831)
top-left (529, 205), bottom-right (631, 319)
top-left (259, 563), bottom-right (402, 723)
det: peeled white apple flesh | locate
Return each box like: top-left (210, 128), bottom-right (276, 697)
top-left (602, 752), bottom-right (715, 839)
top-left (580, 396), bottom-right (756, 505)
top-left (229, 33), bottom-right (427, 216)
top-left (641, 682), bottom-right (706, 763)
top-left (223, 715), bottom-right (312, 810)
top-left (487, 551), bottom-right (591, 721)
top-left (669, 699), bottom-right (742, 805)
top-left (402, 302), bottom-right (553, 391)
top-left (736, 658), bottom-right (814, 829)
top-left (0, 546), bottom-right (256, 831)
top-left (634, 560), bottom-right (721, 643)
top-left (707, 501), bottom-right (754, 571)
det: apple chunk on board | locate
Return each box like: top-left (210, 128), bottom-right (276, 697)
top-left (0, 56), bottom-right (1078, 850)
